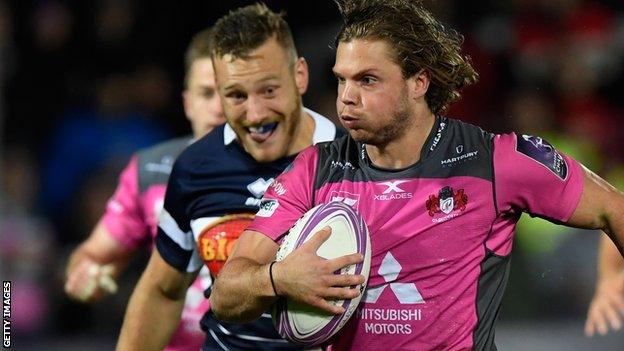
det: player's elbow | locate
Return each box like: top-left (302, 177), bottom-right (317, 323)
top-left (209, 293), bottom-right (247, 323)
top-left (210, 284), bottom-right (259, 323)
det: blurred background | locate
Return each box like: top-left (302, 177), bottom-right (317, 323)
top-left (1, 0), bottom-right (623, 350)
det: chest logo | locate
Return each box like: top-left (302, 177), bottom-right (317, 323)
top-left (380, 180), bottom-right (408, 194)
top-left (363, 252), bottom-right (425, 304)
top-left (245, 178), bottom-right (275, 207)
top-left (426, 186), bottom-right (468, 217)
top-left (374, 180), bottom-right (413, 201)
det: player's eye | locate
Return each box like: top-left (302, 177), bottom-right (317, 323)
top-left (263, 86), bottom-right (278, 98)
top-left (361, 76), bottom-right (376, 85)
top-left (202, 88), bottom-right (215, 98)
top-left (226, 91), bottom-right (246, 102)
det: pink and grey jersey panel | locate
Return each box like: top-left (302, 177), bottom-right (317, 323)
top-left (101, 136), bottom-right (211, 351)
top-left (249, 117), bottom-right (584, 351)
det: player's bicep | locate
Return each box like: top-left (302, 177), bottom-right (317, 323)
top-left (229, 230), bottom-right (280, 265)
top-left (494, 133), bottom-right (583, 221)
top-left (146, 248), bottom-right (198, 300)
top-left (566, 165), bottom-right (624, 231)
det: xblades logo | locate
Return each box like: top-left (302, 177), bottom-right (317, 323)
top-left (380, 180), bottom-right (408, 194)
top-left (374, 180), bottom-right (413, 201)
top-left (363, 252), bottom-right (424, 304)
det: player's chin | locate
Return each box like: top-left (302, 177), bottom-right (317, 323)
top-left (348, 129), bottom-right (374, 143)
top-left (246, 142), bottom-right (286, 163)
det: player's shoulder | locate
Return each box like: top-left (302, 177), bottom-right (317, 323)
top-left (313, 133), bottom-right (360, 171)
top-left (134, 136), bottom-right (193, 190)
top-left (444, 116), bottom-right (495, 146)
top-left (175, 126), bottom-right (228, 169)
top-left (136, 136), bottom-right (192, 163)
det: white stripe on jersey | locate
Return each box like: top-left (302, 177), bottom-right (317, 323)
top-left (216, 324), bottom-right (290, 343)
top-left (187, 246), bottom-right (204, 273)
top-left (158, 209), bottom-right (195, 251)
top-left (208, 329), bottom-right (231, 351)
top-left (190, 216), bottom-right (220, 241)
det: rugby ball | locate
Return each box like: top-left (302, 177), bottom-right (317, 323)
top-left (272, 201), bottom-right (371, 346)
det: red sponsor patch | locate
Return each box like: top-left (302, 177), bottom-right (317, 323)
top-left (197, 213), bottom-right (254, 277)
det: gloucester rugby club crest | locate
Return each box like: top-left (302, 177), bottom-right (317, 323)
top-left (426, 186), bottom-right (468, 216)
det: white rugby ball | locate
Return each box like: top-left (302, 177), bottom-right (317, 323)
top-left (272, 201), bottom-right (371, 346)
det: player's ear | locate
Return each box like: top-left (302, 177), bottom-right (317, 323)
top-left (182, 90), bottom-right (193, 122)
top-left (407, 69), bottom-right (430, 101)
top-left (294, 57), bottom-right (309, 95)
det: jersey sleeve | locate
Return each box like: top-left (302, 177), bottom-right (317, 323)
top-left (494, 133), bottom-right (584, 222)
top-left (155, 155), bottom-right (203, 273)
top-left (101, 156), bottom-right (150, 250)
top-left (247, 146), bottom-right (318, 242)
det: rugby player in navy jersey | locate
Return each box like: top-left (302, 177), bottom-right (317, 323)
top-left (116, 3), bottom-right (337, 351)
top-left (210, 1), bottom-right (624, 350)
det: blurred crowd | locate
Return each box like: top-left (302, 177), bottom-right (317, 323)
top-left (1, 0), bottom-right (623, 347)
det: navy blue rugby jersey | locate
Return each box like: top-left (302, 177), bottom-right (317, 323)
top-left (156, 109), bottom-right (337, 350)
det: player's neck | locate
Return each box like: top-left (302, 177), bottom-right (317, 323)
top-left (287, 108), bottom-right (315, 156)
top-left (366, 111), bottom-right (435, 169)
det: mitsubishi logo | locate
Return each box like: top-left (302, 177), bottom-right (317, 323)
top-left (379, 180), bottom-right (409, 194)
top-left (363, 252), bottom-right (425, 304)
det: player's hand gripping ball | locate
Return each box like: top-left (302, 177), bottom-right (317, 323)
top-left (272, 201), bottom-right (371, 346)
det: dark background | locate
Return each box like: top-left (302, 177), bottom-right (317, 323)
top-left (1, 0), bottom-right (624, 349)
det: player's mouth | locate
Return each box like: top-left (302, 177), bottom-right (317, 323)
top-left (340, 115), bottom-right (359, 129)
top-left (246, 122), bottom-right (279, 143)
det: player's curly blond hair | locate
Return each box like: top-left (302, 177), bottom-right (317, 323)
top-left (335, 0), bottom-right (478, 114)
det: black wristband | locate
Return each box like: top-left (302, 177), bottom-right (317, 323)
top-left (269, 261), bottom-right (280, 297)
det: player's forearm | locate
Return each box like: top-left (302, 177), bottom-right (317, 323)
top-left (210, 257), bottom-right (277, 323)
top-left (597, 233), bottom-right (624, 280)
top-left (117, 250), bottom-right (193, 350)
top-left (116, 274), bottom-right (184, 350)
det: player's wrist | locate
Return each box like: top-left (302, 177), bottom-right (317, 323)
top-left (269, 261), bottom-right (280, 297)
top-left (268, 261), bottom-right (283, 297)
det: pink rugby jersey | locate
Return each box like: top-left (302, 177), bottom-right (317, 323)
top-left (102, 137), bottom-right (210, 351)
top-left (249, 117), bottom-right (584, 351)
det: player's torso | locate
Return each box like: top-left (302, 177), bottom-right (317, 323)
top-left (177, 136), bottom-right (300, 349)
top-left (316, 118), bottom-right (498, 350)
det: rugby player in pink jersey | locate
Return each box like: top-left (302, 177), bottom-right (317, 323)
top-left (210, 1), bottom-right (624, 350)
top-left (64, 27), bottom-right (225, 351)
